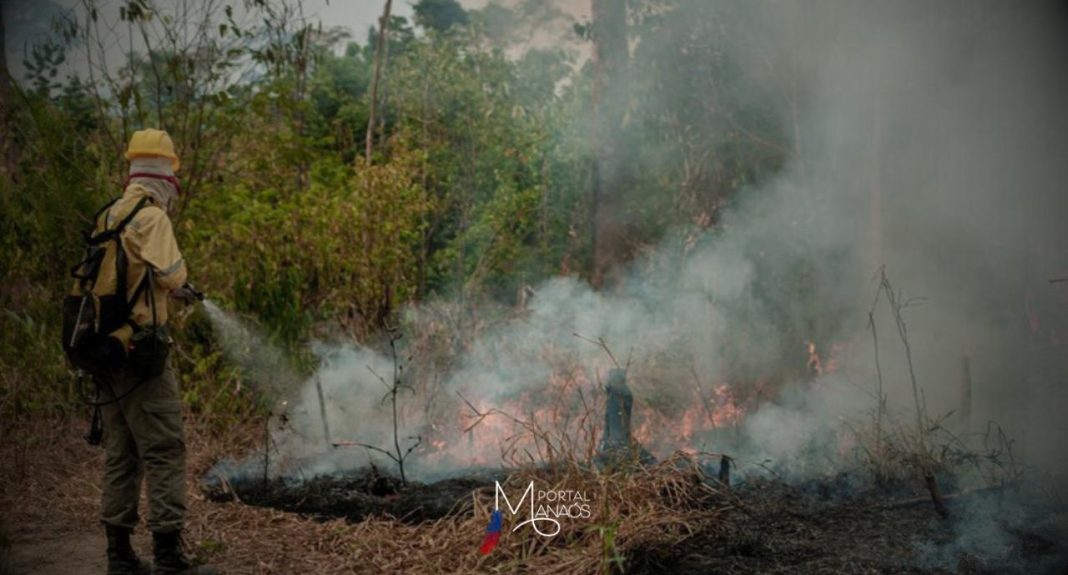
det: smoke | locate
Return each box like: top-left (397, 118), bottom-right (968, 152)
top-left (801, 0), bottom-right (1068, 478)
top-left (913, 490), bottom-right (1068, 574)
top-left (201, 300), bottom-right (299, 402)
top-left (205, 1), bottom-right (1068, 511)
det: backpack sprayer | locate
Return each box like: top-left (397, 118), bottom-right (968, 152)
top-left (73, 280), bottom-right (206, 446)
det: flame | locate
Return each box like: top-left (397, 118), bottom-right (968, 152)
top-left (423, 367), bottom-right (604, 469)
top-left (423, 370), bottom-right (762, 469)
top-left (806, 340), bottom-right (844, 377)
top-left (629, 381), bottom-right (747, 455)
top-left (714, 384), bottom-right (746, 426)
top-left (331, 331), bottom-right (857, 478)
top-left (418, 342), bottom-right (839, 469)
top-left (806, 341), bottom-right (823, 375)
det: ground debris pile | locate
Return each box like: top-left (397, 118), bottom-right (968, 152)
top-left (204, 466), bottom-right (502, 523)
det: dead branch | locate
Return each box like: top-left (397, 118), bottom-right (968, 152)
top-left (689, 365), bottom-right (716, 427)
top-left (871, 268), bottom-right (948, 519)
top-left (333, 328), bottom-right (418, 485)
top-left (573, 332), bottom-right (621, 369)
top-left (364, 0), bottom-right (392, 165)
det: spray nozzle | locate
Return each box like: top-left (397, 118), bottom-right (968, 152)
top-left (187, 283), bottom-right (205, 301)
top-left (172, 282), bottom-right (205, 302)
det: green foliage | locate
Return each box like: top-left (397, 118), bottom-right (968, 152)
top-left (626, 0), bottom-right (787, 231)
top-left (0, 309), bottom-right (75, 418)
top-left (171, 307), bottom-right (264, 428)
top-left (183, 147), bottom-right (429, 341)
top-left (386, 32), bottom-right (584, 298)
top-left (0, 0), bottom-right (795, 420)
top-left (413, 0), bottom-right (470, 33)
top-left (0, 83), bottom-right (114, 420)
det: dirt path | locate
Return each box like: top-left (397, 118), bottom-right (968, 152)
top-left (5, 523), bottom-right (108, 575)
top-left (0, 418), bottom-right (378, 575)
top-left (1, 419), bottom-right (128, 575)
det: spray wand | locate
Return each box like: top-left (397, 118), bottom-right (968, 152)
top-left (172, 282), bottom-right (206, 303)
top-left (186, 282), bottom-right (206, 301)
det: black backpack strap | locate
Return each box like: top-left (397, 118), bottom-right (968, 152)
top-left (68, 195), bottom-right (155, 327)
top-left (88, 196), bottom-right (151, 246)
top-left (128, 271), bottom-right (151, 308)
top-left (70, 197), bottom-right (122, 282)
top-left (124, 269), bottom-right (156, 331)
top-left (70, 257), bottom-right (96, 280)
top-left (82, 197), bottom-right (119, 238)
top-left (92, 197), bottom-right (120, 224)
top-left (109, 196), bottom-right (153, 316)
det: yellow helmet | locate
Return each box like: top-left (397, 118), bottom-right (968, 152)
top-left (125, 129), bottom-right (180, 170)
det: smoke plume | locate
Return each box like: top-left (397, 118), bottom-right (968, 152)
top-left (210, 2), bottom-right (1068, 509)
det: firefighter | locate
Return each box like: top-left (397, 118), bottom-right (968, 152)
top-left (92, 129), bottom-right (216, 575)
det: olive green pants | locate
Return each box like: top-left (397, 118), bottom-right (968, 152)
top-left (97, 363), bottom-right (187, 533)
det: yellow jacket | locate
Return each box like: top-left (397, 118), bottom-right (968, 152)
top-left (72, 183), bottom-right (187, 347)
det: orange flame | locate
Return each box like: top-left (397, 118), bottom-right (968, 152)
top-left (419, 342), bottom-right (840, 470)
top-left (806, 340), bottom-right (845, 377)
top-left (806, 341), bottom-right (823, 375)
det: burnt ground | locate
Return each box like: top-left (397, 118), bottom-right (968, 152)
top-left (629, 478), bottom-right (1068, 575)
top-left (6, 419), bottom-right (1063, 574)
top-left (205, 467), bottom-right (501, 523)
top-left (207, 467), bottom-right (1068, 575)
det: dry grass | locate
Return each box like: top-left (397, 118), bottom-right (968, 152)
top-left (1, 415), bottom-right (729, 574)
top-left (338, 454), bottom-right (728, 574)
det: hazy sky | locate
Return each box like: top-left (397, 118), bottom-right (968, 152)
top-left (1, 0), bottom-right (416, 82)
top-left (2, 0), bottom-right (593, 81)
top-left (1, 0), bottom-right (599, 84)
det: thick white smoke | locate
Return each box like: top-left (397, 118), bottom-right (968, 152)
top-left (209, 2), bottom-right (1068, 504)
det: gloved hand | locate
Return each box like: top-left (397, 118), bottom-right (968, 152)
top-left (169, 283), bottom-right (204, 303)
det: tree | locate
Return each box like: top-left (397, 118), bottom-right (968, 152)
top-left (366, 0), bottom-right (393, 165)
top-left (0, 3), bottom-right (15, 182)
top-left (590, 0), bottom-right (628, 289)
top-left (413, 0), bottom-right (469, 33)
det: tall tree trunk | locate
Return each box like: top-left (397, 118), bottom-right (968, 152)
top-left (869, 94), bottom-right (883, 271)
top-left (590, 0), bottom-right (628, 289)
top-left (295, 22), bottom-right (311, 192)
top-left (0, 4), bottom-right (18, 185)
top-left (365, 0), bottom-right (393, 166)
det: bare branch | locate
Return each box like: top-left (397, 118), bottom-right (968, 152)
top-left (573, 332), bottom-right (621, 369)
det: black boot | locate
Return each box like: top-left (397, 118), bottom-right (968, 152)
top-left (152, 531), bottom-right (217, 575)
top-left (106, 525), bottom-right (152, 575)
